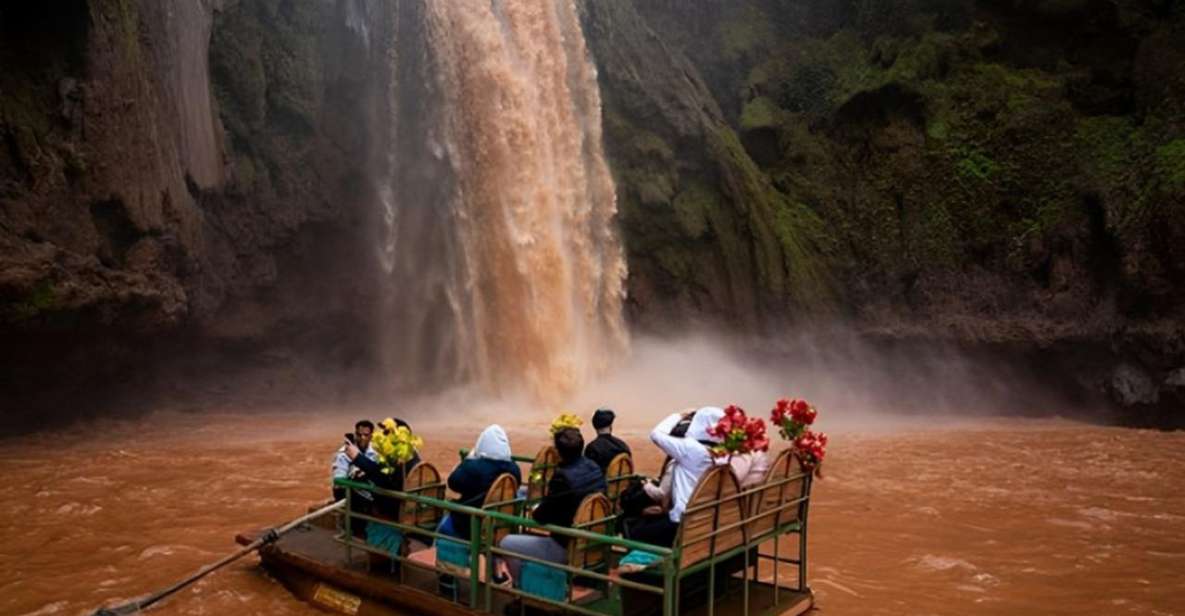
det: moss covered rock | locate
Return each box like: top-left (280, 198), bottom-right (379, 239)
top-left (587, 0), bottom-right (1185, 417)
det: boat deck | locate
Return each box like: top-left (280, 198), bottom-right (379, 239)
top-left (240, 525), bottom-right (812, 616)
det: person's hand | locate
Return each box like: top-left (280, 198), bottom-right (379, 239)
top-left (344, 441), bottom-right (361, 461)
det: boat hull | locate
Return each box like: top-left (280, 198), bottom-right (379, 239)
top-left (238, 525), bottom-right (813, 616)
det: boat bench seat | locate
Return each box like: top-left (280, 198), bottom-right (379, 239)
top-left (404, 545), bottom-right (601, 603)
top-left (406, 546), bottom-right (489, 581)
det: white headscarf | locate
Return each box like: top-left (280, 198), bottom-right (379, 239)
top-left (686, 406), bottom-right (725, 443)
top-left (469, 424), bottom-right (512, 461)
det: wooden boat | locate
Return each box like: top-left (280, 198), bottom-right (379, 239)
top-left (236, 451), bottom-right (814, 616)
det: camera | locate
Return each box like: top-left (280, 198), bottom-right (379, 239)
top-left (670, 415), bottom-right (693, 438)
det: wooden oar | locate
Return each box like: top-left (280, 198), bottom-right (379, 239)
top-left (91, 499), bottom-right (345, 615)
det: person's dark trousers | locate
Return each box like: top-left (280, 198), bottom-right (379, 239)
top-left (333, 487), bottom-right (372, 538)
top-left (624, 515), bottom-right (679, 548)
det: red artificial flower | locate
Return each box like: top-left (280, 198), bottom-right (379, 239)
top-left (743, 416), bottom-right (770, 452)
top-left (771, 397), bottom-right (819, 440)
top-left (789, 399), bottom-right (816, 425)
top-left (793, 429), bottom-right (828, 474)
top-left (708, 406), bottom-right (770, 456)
top-left (771, 398), bottom-right (791, 425)
top-left (710, 405), bottom-right (743, 438)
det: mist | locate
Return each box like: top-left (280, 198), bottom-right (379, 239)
top-left (273, 325), bottom-right (1097, 443)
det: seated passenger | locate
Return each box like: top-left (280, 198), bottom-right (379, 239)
top-left (332, 419), bottom-right (378, 501)
top-left (729, 449), bottom-right (771, 488)
top-left (438, 425), bottom-right (521, 541)
top-left (620, 410), bottom-right (685, 517)
top-left (639, 458), bottom-right (674, 515)
top-left (343, 417), bottom-right (422, 517)
top-left (583, 408), bottom-right (631, 473)
top-left (495, 427), bottom-right (606, 585)
top-left (625, 407), bottom-right (726, 548)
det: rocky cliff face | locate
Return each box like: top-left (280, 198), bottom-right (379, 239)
top-left (579, 0), bottom-right (1185, 424)
top-left (0, 0), bottom-right (394, 424)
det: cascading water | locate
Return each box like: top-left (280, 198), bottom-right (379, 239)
top-left (378, 0), bottom-right (629, 403)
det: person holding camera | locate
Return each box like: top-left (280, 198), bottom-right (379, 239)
top-left (623, 407), bottom-right (726, 548)
top-left (331, 420), bottom-right (379, 501)
top-left (340, 417), bottom-right (422, 536)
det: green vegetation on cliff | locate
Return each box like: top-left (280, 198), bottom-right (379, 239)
top-left (707, 125), bottom-right (831, 304)
top-left (596, 0), bottom-right (1185, 332)
top-left (4, 280), bottom-right (57, 322)
top-left (1157, 139), bottom-right (1185, 191)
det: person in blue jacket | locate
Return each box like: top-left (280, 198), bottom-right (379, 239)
top-left (438, 424), bottom-right (521, 541)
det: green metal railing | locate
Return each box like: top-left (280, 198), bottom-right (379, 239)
top-left (332, 461), bottom-right (812, 616)
top-left (642, 471), bottom-right (812, 616)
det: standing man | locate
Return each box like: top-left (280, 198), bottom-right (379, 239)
top-left (583, 408), bottom-right (631, 473)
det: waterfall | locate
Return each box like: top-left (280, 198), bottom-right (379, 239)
top-left (378, 0), bottom-right (628, 403)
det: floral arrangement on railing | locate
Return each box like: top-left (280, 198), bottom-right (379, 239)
top-left (706, 405), bottom-right (770, 459)
top-left (549, 412), bottom-right (583, 435)
top-left (370, 417), bottom-right (422, 474)
top-left (770, 398), bottom-right (827, 476)
top-left (793, 430), bottom-right (828, 475)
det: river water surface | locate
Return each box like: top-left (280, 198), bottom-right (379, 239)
top-left (2, 411), bottom-right (1183, 615)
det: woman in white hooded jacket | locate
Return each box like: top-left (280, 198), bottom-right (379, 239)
top-left (438, 425), bottom-right (521, 541)
top-left (626, 407), bottom-right (727, 547)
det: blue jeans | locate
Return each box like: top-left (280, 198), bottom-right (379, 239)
top-left (436, 514), bottom-right (461, 541)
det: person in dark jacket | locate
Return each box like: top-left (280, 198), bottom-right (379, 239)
top-left (343, 418), bottom-right (422, 519)
top-left (437, 425), bottom-right (521, 541)
top-left (583, 408), bottom-right (631, 473)
top-left (494, 427), bottom-right (606, 586)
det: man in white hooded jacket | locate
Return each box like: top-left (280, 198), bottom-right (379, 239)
top-left (626, 407), bottom-right (726, 547)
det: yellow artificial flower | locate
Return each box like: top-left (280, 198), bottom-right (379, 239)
top-left (550, 412), bottom-right (583, 435)
top-left (370, 421), bottom-right (422, 468)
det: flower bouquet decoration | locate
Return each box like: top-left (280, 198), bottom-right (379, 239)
top-left (706, 405), bottom-right (770, 459)
top-left (540, 413), bottom-right (582, 482)
top-left (370, 417), bottom-right (423, 475)
top-left (549, 412), bottom-right (583, 435)
top-left (770, 398), bottom-right (827, 477)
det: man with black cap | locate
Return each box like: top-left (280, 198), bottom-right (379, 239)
top-left (584, 408), bottom-right (631, 473)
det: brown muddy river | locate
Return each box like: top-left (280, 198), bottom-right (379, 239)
top-left (2, 410), bottom-right (1183, 615)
